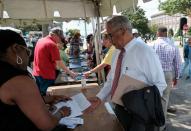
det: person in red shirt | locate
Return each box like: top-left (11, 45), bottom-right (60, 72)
top-left (33, 27), bottom-right (76, 95)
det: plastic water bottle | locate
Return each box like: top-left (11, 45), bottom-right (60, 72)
top-left (81, 74), bottom-right (87, 93)
top-left (81, 74), bottom-right (86, 88)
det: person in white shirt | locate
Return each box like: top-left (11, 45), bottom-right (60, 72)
top-left (87, 16), bottom-right (167, 130)
top-left (132, 28), bottom-right (143, 42)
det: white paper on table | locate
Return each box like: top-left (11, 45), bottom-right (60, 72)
top-left (52, 93), bottom-right (90, 118)
top-left (53, 100), bottom-right (83, 118)
top-left (71, 93), bottom-right (91, 111)
top-left (65, 100), bottom-right (83, 118)
top-left (59, 117), bottom-right (84, 129)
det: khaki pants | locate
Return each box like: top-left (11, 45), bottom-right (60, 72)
top-left (160, 71), bottom-right (173, 131)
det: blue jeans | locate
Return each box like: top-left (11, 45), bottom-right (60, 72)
top-left (181, 58), bottom-right (189, 77)
top-left (35, 76), bottom-right (55, 96)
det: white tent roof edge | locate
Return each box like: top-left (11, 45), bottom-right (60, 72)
top-left (0, 0), bottom-right (140, 19)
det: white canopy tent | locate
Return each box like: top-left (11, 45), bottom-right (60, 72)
top-left (1, 0), bottom-right (155, 83)
top-left (0, 0), bottom-right (138, 20)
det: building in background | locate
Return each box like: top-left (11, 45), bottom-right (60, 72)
top-left (150, 11), bottom-right (191, 33)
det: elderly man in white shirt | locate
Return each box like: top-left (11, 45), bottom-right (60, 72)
top-left (87, 16), bottom-right (167, 131)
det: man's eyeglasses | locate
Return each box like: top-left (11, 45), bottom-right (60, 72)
top-left (108, 33), bottom-right (113, 40)
top-left (107, 28), bottom-right (122, 40)
top-left (20, 45), bottom-right (32, 56)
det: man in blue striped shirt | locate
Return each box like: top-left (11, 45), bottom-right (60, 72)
top-left (153, 26), bottom-right (181, 131)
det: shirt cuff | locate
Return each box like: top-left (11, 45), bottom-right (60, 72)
top-left (96, 92), bottom-right (106, 101)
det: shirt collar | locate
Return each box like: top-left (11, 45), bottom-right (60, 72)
top-left (123, 38), bottom-right (137, 52)
top-left (47, 35), bottom-right (57, 44)
top-left (158, 37), bottom-right (166, 39)
top-left (156, 37), bottom-right (169, 44)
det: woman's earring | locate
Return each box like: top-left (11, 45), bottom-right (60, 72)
top-left (16, 55), bottom-right (23, 65)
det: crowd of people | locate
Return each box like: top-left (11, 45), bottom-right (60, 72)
top-left (0, 15), bottom-right (190, 131)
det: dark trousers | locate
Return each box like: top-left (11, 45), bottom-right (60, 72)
top-left (51, 125), bottom-right (67, 131)
top-left (114, 104), bottom-right (155, 131)
top-left (35, 76), bottom-right (55, 96)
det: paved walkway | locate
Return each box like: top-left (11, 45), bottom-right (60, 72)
top-left (166, 46), bottom-right (191, 131)
top-left (166, 78), bottom-right (191, 131)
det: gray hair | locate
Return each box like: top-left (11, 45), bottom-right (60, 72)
top-left (106, 16), bottom-right (132, 33)
top-left (49, 27), bottom-right (63, 37)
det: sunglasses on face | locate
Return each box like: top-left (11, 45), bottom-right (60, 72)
top-left (19, 45), bottom-right (32, 56)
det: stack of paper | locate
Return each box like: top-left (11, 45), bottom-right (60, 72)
top-left (53, 93), bottom-right (91, 129)
top-left (59, 117), bottom-right (84, 129)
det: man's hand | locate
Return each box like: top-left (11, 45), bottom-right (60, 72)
top-left (84, 97), bottom-right (101, 113)
top-left (69, 71), bottom-right (77, 78)
top-left (173, 79), bottom-right (178, 87)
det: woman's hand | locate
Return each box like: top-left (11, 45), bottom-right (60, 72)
top-left (83, 71), bottom-right (91, 78)
top-left (60, 106), bottom-right (71, 117)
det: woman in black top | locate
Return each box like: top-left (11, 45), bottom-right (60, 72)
top-left (0, 29), bottom-right (70, 131)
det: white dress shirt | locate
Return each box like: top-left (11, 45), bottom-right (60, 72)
top-left (97, 38), bottom-right (167, 101)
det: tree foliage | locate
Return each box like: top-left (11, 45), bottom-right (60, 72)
top-left (66, 29), bottom-right (80, 37)
top-left (168, 28), bottom-right (174, 37)
top-left (16, 24), bottom-right (42, 34)
top-left (175, 28), bottom-right (182, 37)
top-left (122, 6), bottom-right (150, 37)
top-left (188, 27), bottom-right (191, 35)
top-left (159, 0), bottom-right (191, 16)
top-left (149, 24), bottom-right (158, 40)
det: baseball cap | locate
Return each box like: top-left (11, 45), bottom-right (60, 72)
top-left (50, 27), bottom-right (66, 43)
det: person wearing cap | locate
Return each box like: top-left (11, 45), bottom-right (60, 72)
top-left (132, 28), bottom-right (143, 42)
top-left (33, 27), bottom-right (77, 96)
top-left (84, 32), bottom-right (115, 78)
top-left (132, 28), bottom-right (139, 38)
top-left (0, 29), bottom-right (71, 130)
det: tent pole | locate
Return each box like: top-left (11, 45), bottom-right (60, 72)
top-left (0, 0), bottom-right (4, 18)
top-left (82, 0), bottom-right (87, 39)
top-left (42, 0), bottom-right (48, 18)
top-left (93, 0), bottom-right (105, 85)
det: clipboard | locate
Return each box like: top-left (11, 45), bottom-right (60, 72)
top-left (111, 74), bottom-right (148, 106)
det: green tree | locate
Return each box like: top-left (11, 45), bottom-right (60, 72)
top-left (159, 0), bottom-right (191, 16)
top-left (66, 29), bottom-right (80, 37)
top-left (168, 28), bottom-right (174, 37)
top-left (149, 24), bottom-right (158, 40)
top-left (16, 24), bottom-right (42, 35)
top-left (188, 27), bottom-right (191, 35)
top-left (175, 28), bottom-right (182, 37)
top-left (122, 6), bottom-right (150, 38)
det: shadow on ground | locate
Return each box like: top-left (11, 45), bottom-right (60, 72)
top-left (166, 77), bottom-right (191, 131)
